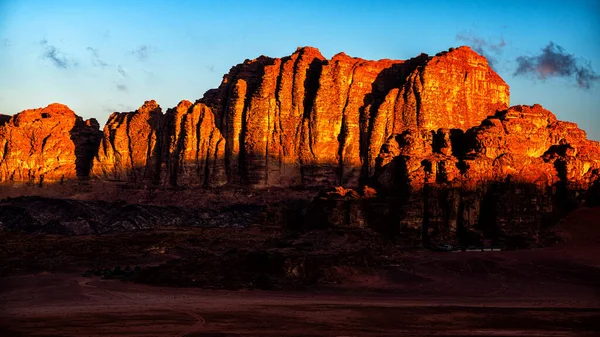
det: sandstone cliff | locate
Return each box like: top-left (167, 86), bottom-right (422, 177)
top-left (374, 104), bottom-right (600, 191)
top-left (88, 46), bottom-right (508, 187)
top-left (90, 99), bottom-right (227, 186)
top-left (0, 103), bottom-right (101, 184)
top-left (312, 104), bottom-right (600, 247)
top-left (201, 46), bottom-right (509, 187)
top-left (161, 100), bottom-right (226, 187)
top-left (92, 100), bottom-right (162, 183)
top-left (1, 45), bottom-right (598, 249)
top-left (5, 46), bottom-right (597, 200)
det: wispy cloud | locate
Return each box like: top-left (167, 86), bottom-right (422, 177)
top-left (102, 103), bottom-right (135, 114)
top-left (116, 83), bottom-right (127, 92)
top-left (514, 42), bottom-right (599, 89)
top-left (86, 47), bottom-right (108, 68)
top-left (2, 39), bottom-right (10, 48)
top-left (117, 65), bottom-right (128, 78)
top-left (40, 39), bottom-right (77, 69)
top-left (455, 32), bottom-right (506, 68)
top-left (130, 44), bottom-right (154, 61)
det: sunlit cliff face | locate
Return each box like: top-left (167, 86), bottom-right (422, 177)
top-left (0, 103), bottom-right (101, 183)
top-left (0, 46), bottom-right (598, 193)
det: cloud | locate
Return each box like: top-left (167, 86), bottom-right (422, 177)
top-left (86, 47), bottom-right (108, 68)
top-left (40, 39), bottom-right (77, 69)
top-left (116, 83), bottom-right (127, 92)
top-left (455, 32), bottom-right (506, 67)
top-left (102, 103), bottom-right (135, 114)
top-left (117, 65), bottom-right (128, 78)
top-left (3, 39), bottom-right (10, 48)
top-left (514, 42), bottom-right (599, 89)
top-left (130, 44), bottom-right (154, 61)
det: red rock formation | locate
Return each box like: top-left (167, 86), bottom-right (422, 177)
top-left (161, 100), bottom-right (226, 187)
top-left (376, 104), bottom-right (600, 190)
top-left (362, 104), bottom-right (600, 246)
top-left (0, 103), bottom-right (101, 184)
top-left (310, 103), bottom-right (600, 247)
top-left (92, 100), bottom-right (163, 183)
top-left (367, 47), bottom-right (509, 175)
top-left (91, 99), bottom-right (227, 187)
top-left (203, 46), bottom-right (509, 187)
top-left (15, 47), bottom-right (600, 199)
top-left (88, 46), bottom-right (508, 187)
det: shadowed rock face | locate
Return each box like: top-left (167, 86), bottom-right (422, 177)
top-left (90, 100), bottom-right (227, 186)
top-left (0, 114), bottom-right (10, 125)
top-left (312, 104), bottom-right (600, 247)
top-left (161, 100), bottom-right (226, 187)
top-left (0, 103), bottom-right (101, 184)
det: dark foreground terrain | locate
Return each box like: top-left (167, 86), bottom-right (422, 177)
top-left (1, 272), bottom-right (599, 337)
top-left (0, 184), bottom-right (599, 336)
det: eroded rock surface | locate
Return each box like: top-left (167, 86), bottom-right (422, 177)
top-left (374, 104), bottom-right (600, 191)
top-left (92, 100), bottom-right (162, 183)
top-left (87, 46), bottom-right (508, 187)
top-left (313, 104), bottom-right (600, 248)
top-left (161, 100), bottom-right (227, 187)
top-left (91, 100), bottom-right (227, 186)
top-left (0, 46), bottom-right (598, 250)
top-left (0, 103), bottom-right (101, 184)
top-left (204, 46), bottom-right (509, 187)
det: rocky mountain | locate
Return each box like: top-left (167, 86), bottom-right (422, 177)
top-left (200, 46), bottom-right (509, 187)
top-left (311, 104), bottom-right (600, 246)
top-left (87, 45), bottom-right (509, 188)
top-left (160, 100), bottom-right (227, 187)
top-left (374, 104), bottom-right (600, 191)
top-left (91, 100), bottom-right (163, 184)
top-left (0, 46), bottom-right (596, 192)
top-left (0, 103), bottom-right (101, 184)
top-left (0, 46), bottom-right (598, 247)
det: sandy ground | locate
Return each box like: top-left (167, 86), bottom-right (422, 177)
top-left (1, 266), bottom-right (599, 337)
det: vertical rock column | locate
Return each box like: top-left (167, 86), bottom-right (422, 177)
top-left (92, 100), bottom-right (162, 184)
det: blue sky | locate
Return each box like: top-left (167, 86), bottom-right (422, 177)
top-left (1, 0), bottom-right (599, 139)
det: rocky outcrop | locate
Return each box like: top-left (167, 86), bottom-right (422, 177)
top-left (204, 46), bottom-right (509, 187)
top-left (0, 103), bottom-right (101, 184)
top-left (86, 46), bottom-right (508, 187)
top-left (374, 104), bottom-right (600, 191)
top-left (161, 100), bottom-right (226, 187)
top-left (313, 104), bottom-right (600, 248)
top-left (91, 100), bottom-right (227, 186)
top-left (92, 100), bottom-right (163, 184)
top-left (0, 196), bottom-right (263, 235)
top-left (0, 46), bottom-right (598, 250)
